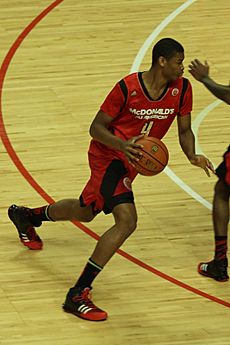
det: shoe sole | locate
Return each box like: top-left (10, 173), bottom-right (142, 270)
top-left (8, 206), bottom-right (43, 250)
top-left (62, 306), bottom-right (107, 321)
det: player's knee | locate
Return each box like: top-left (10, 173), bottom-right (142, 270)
top-left (113, 203), bottom-right (138, 239)
top-left (115, 212), bottom-right (137, 235)
top-left (123, 219), bottom-right (137, 235)
top-left (73, 202), bottom-right (95, 222)
top-left (79, 213), bottom-right (95, 222)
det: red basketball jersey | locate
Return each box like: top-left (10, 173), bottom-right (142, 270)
top-left (89, 72), bottom-right (192, 160)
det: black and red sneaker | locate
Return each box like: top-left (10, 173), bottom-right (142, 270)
top-left (198, 258), bottom-right (229, 282)
top-left (63, 287), bottom-right (108, 321)
top-left (8, 204), bottom-right (43, 250)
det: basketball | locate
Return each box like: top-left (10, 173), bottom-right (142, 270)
top-left (133, 137), bottom-right (169, 176)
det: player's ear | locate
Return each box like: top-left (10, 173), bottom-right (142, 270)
top-left (158, 56), bottom-right (167, 67)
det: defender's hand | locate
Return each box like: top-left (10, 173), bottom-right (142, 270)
top-left (188, 59), bottom-right (210, 82)
top-left (189, 154), bottom-right (215, 177)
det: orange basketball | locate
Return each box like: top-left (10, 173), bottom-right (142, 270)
top-left (133, 137), bottom-right (169, 176)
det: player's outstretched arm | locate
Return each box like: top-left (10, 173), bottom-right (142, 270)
top-left (177, 113), bottom-right (215, 177)
top-left (188, 59), bottom-right (230, 105)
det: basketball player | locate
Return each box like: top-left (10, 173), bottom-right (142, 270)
top-left (8, 39), bottom-right (214, 321)
top-left (189, 59), bottom-right (230, 281)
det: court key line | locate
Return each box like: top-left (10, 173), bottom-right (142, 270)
top-left (0, 0), bottom-right (229, 309)
top-left (192, 99), bottom-right (222, 160)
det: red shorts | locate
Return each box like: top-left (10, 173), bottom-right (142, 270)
top-left (216, 145), bottom-right (230, 187)
top-left (80, 153), bottom-right (138, 214)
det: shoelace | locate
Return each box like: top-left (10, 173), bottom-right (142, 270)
top-left (27, 209), bottom-right (42, 227)
top-left (20, 208), bottom-right (39, 241)
top-left (72, 288), bottom-right (96, 309)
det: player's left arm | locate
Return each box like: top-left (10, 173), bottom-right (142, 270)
top-left (177, 114), bottom-right (215, 176)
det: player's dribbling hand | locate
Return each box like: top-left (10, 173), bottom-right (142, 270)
top-left (188, 59), bottom-right (209, 82)
top-left (189, 154), bottom-right (215, 177)
top-left (121, 134), bottom-right (145, 166)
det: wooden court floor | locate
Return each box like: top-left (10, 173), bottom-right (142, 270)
top-left (0, 1), bottom-right (229, 344)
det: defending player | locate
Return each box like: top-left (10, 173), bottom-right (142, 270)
top-left (189, 59), bottom-right (230, 281)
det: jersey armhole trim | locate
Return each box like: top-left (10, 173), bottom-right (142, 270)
top-left (118, 79), bottom-right (128, 111)
top-left (179, 78), bottom-right (189, 113)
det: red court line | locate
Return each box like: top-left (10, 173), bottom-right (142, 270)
top-left (0, 0), bottom-right (230, 309)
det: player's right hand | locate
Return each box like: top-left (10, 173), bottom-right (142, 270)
top-left (189, 154), bottom-right (215, 177)
top-left (120, 134), bottom-right (144, 166)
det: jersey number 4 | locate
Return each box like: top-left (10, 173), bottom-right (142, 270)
top-left (141, 121), bottom-right (154, 135)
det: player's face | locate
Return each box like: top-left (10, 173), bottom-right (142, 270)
top-left (162, 52), bottom-right (184, 81)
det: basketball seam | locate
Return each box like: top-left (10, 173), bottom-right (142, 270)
top-left (134, 161), bottom-right (156, 174)
top-left (140, 149), bottom-right (166, 168)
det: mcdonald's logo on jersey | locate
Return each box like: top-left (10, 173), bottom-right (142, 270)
top-left (129, 107), bottom-right (175, 120)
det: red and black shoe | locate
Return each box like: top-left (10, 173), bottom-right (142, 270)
top-left (198, 258), bottom-right (229, 282)
top-left (8, 204), bottom-right (43, 250)
top-left (63, 287), bottom-right (108, 321)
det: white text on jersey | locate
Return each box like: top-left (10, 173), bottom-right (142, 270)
top-left (129, 108), bottom-right (175, 120)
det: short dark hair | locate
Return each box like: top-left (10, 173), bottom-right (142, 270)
top-left (152, 38), bottom-right (184, 65)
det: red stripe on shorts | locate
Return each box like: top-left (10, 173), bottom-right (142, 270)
top-left (225, 152), bottom-right (230, 186)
